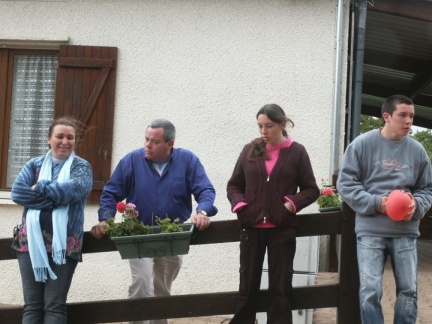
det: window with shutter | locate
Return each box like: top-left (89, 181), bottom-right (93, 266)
top-left (0, 45), bottom-right (117, 204)
top-left (54, 45), bottom-right (117, 204)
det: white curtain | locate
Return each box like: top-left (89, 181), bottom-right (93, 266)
top-left (7, 53), bottom-right (57, 187)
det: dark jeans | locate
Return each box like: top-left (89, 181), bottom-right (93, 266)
top-left (230, 227), bottom-right (296, 324)
top-left (17, 252), bottom-right (78, 324)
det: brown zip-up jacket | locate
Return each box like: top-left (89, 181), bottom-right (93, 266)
top-left (227, 141), bottom-right (319, 228)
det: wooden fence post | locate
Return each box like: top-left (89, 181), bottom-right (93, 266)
top-left (338, 203), bottom-right (361, 323)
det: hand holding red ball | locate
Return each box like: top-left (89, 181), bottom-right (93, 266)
top-left (385, 190), bottom-right (414, 221)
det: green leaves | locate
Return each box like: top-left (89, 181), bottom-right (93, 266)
top-left (317, 180), bottom-right (341, 208)
top-left (104, 216), bottom-right (151, 237)
top-left (317, 191), bottom-right (341, 208)
top-left (155, 217), bottom-right (183, 233)
top-left (103, 212), bottom-right (183, 238)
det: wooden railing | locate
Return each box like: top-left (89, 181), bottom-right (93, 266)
top-left (2, 204), bottom-right (430, 323)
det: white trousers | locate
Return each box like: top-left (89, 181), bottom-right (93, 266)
top-left (127, 255), bottom-right (183, 324)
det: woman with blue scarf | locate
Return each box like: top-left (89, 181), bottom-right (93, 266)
top-left (11, 116), bottom-right (93, 323)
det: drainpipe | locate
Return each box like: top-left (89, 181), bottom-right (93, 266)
top-left (350, 0), bottom-right (367, 141)
top-left (330, 0), bottom-right (345, 180)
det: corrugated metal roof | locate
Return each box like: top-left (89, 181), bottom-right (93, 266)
top-left (361, 2), bottom-right (432, 128)
top-left (366, 12), bottom-right (432, 59)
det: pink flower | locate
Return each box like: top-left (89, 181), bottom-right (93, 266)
top-left (125, 203), bottom-right (139, 217)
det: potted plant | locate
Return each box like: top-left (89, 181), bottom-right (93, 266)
top-left (316, 179), bottom-right (342, 212)
top-left (104, 202), bottom-right (194, 259)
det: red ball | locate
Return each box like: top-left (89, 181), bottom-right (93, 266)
top-left (386, 190), bottom-right (411, 221)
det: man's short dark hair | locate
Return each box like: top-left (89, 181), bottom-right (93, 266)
top-left (381, 94), bottom-right (414, 118)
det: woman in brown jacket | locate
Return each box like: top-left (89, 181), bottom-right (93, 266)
top-left (227, 103), bottom-right (319, 324)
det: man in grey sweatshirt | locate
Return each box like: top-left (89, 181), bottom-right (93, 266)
top-left (337, 94), bottom-right (432, 324)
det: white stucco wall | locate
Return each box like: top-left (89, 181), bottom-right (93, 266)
top-left (0, 0), bottom-right (349, 305)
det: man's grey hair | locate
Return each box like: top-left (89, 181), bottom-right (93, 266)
top-left (148, 119), bottom-right (176, 141)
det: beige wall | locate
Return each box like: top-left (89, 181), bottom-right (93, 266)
top-left (0, 0), bottom-right (349, 305)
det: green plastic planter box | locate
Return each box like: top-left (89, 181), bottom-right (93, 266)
top-left (318, 206), bottom-right (341, 213)
top-left (110, 224), bottom-right (194, 259)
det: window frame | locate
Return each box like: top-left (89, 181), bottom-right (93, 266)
top-left (0, 44), bottom-right (118, 204)
top-left (0, 48), bottom-right (58, 190)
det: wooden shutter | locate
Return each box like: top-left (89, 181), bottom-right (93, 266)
top-left (54, 45), bottom-right (117, 204)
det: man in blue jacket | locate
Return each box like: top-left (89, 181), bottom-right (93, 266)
top-left (91, 118), bottom-right (217, 324)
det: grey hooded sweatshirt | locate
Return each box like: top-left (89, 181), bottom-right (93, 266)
top-left (337, 129), bottom-right (432, 237)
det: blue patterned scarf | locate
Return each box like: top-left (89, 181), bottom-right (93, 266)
top-left (26, 150), bottom-right (74, 282)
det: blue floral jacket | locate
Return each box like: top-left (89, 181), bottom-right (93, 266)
top-left (11, 154), bottom-right (93, 261)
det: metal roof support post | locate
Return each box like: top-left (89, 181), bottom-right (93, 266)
top-left (330, 0), bottom-right (346, 180)
top-left (350, 0), bottom-right (367, 141)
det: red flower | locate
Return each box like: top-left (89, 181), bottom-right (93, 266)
top-left (322, 188), bottom-right (334, 195)
top-left (105, 201), bottom-right (149, 237)
top-left (116, 201), bottom-right (127, 213)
